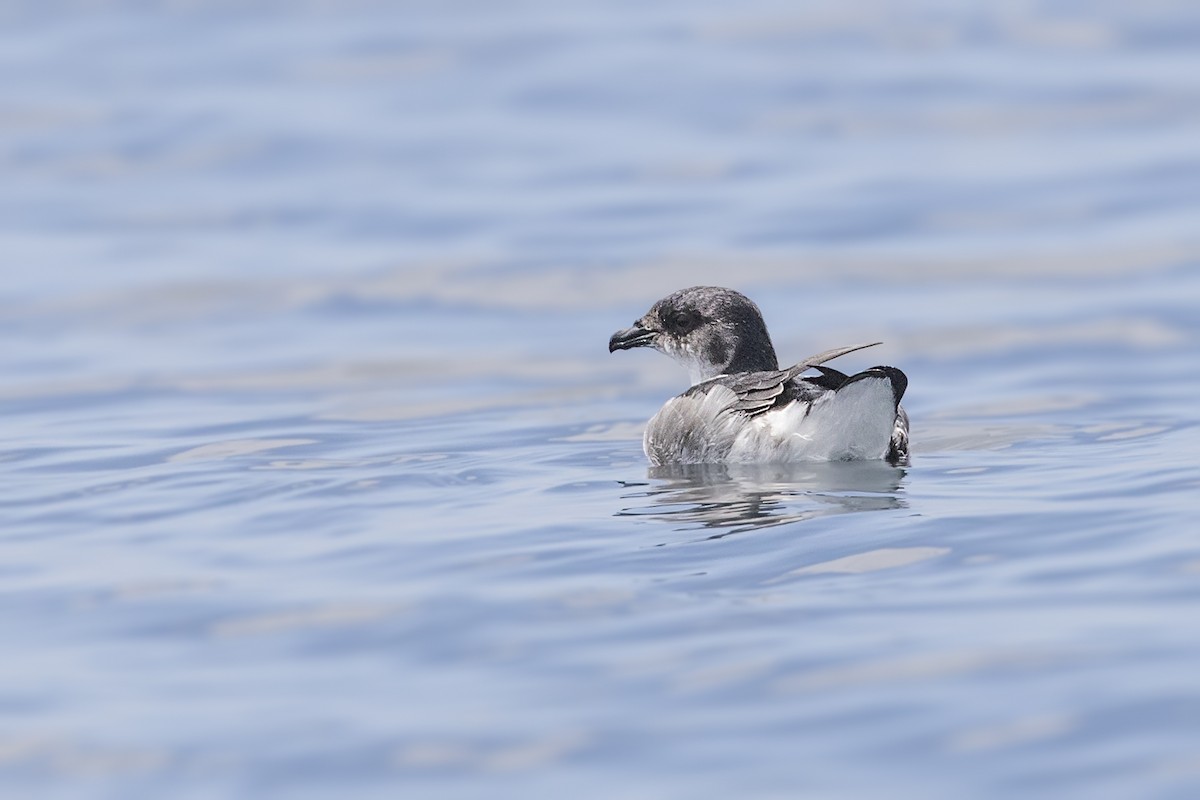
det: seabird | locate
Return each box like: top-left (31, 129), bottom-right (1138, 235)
top-left (609, 286), bottom-right (909, 465)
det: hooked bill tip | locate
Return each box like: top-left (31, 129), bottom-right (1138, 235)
top-left (609, 324), bottom-right (655, 353)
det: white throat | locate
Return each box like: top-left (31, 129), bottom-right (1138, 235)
top-left (662, 341), bottom-right (728, 386)
top-left (684, 357), bottom-right (727, 386)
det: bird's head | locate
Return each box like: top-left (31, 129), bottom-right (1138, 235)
top-left (608, 286), bottom-right (779, 383)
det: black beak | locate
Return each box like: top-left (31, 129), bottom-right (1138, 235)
top-left (609, 323), bottom-right (656, 353)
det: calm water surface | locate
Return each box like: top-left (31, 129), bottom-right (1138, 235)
top-left (2, 2), bottom-right (1200, 798)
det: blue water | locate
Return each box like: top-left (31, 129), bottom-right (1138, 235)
top-left (3, 2), bottom-right (1200, 798)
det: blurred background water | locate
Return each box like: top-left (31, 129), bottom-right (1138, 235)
top-left (2, 1), bottom-right (1200, 798)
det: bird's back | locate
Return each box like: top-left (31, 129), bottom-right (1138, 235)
top-left (644, 367), bottom-right (907, 465)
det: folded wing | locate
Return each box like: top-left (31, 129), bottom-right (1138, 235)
top-left (645, 344), bottom-right (908, 464)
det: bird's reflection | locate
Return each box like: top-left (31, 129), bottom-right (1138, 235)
top-left (617, 461), bottom-right (906, 538)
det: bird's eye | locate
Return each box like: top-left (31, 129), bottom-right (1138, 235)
top-left (665, 309), bottom-right (701, 335)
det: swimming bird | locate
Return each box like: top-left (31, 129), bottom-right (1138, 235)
top-left (608, 286), bottom-right (909, 465)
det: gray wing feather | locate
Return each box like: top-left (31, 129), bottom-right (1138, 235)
top-left (685, 342), bottom-right (882, 419)
top-left (782, 342), bottom-right (882, 379)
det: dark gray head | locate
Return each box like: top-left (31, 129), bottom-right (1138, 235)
top-left (608, 286), bottom-right (779, 383)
